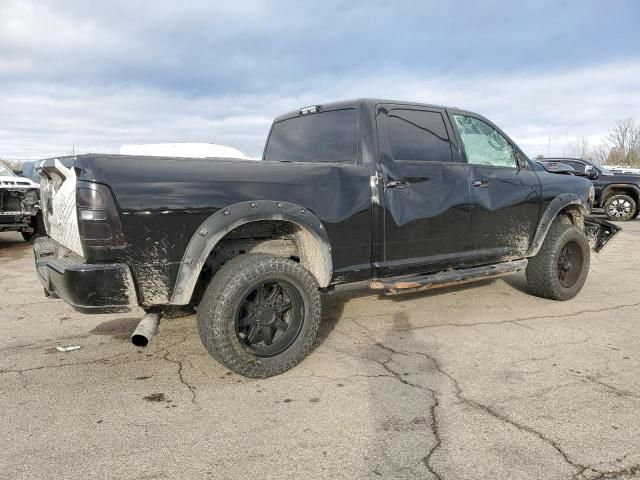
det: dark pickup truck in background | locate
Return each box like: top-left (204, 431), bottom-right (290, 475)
top-left (34, 99), bottom-right (619, 377)
top-left (541, 157), bottom-right (640, 221)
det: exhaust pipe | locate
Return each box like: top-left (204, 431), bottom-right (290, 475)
top-left (131, 313), bottom-right (161, 347)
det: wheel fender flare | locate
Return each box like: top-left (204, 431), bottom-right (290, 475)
top-left (170, 201), bottom-right (332, 305)
top-left (600, 184), bottom-right (640, 206)
top-left (525, 194), bottom-right (589, 258)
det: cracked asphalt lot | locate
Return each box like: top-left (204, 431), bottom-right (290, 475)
top-left (1, 222), bottom-right (640, 480)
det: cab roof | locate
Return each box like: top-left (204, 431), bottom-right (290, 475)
top-left (273, 98), bottom-right (458, 123)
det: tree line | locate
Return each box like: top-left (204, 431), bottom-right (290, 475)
top-left (554, 118), bottom-right (640, 167)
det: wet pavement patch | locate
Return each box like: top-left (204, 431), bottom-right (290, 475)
top-left (90, 317), bottom-right (140, 341)
top-left (143, 393), bottom-right (166, 402)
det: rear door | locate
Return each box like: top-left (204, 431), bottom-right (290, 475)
top-left (375, 104), bottom-right (471, 275)
top-left (450, 112), bottom-right (541, 259)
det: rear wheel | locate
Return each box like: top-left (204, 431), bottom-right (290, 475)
top-left (197, 253), bottom-right (321, 378)
top-left (21, 213), bottom-right (44, 242)
top-left (21, 230), bottom-right (36, 242)
top-left (604, 194), bottom-right (636, 221)
top-left (526, 219), bottom-right (590, 300)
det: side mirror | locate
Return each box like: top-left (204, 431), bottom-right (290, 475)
top-left (585, 166), bottom-right (598, 180)
top-left (12, 169), bottom-right (23, 176)
top-left (516, 153), bottom-right (529, 169)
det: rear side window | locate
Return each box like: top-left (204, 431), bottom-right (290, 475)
top-left (387, 109), bottom-right (453, 162)
top-left (264, 109), bottom-right (357, 163)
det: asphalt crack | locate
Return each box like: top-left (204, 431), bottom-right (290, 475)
top-left (584, 464), bottom-right (640, 479)
top-left (403, 346), bottom-right (587, 475)
top-left (161, 351), bottom-right (198, 405)
top-left (581, 375), bottom-right (640, 400)
top-left (352, 317), bottom-right (588, 478)
top-left (397, 302), bottom-right (640, 332)
top-left (371, 341), bottom-right (443, 480)
top-left (0, 352), bottom-right (145, 375)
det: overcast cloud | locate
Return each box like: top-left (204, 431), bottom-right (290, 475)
top-left (1, 0), bottom-right (639, 159)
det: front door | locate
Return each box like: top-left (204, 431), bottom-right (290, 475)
top-left (451, 113), bottom-right (541, 260)
top-left (375, 105), bottom-right (471, 275)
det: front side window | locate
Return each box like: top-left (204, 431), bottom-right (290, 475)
top-left (563, 161), bottom-right (587, 174)
top-left (453, 114), bottom-right (516, 168)
top-left (387, 109), bottom-right (453, 162)
top-left (264, 109), bottom-right (357, 163)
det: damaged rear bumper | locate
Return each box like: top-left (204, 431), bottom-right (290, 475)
top-left (33, 237), bottom-right (138, 314)
top-left (584, 216), bottom-right (620, 253)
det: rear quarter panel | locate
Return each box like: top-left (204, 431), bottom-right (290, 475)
top-left (75, 155), bottom-right (372, 304)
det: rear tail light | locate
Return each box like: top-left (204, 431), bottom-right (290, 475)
top-left (76, 181), bottom-right (125, 247)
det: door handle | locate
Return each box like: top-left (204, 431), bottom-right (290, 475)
top-left (386, 179), bottom-right (410, 189)
top-left (472, 180), bottom-right (490, 188)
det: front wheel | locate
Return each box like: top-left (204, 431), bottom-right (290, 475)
top-left (604, 194), bottom-right (636, 221)
top-left (526, 219), bottom-right (590, 300)
top-left (197, 254), bottom-right (322, 378)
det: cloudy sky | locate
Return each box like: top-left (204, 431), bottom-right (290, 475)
top-left (1, 0), bottom-right (639, 160)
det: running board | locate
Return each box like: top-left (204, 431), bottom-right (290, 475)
top-left (370, 259), bottom-right (528, 295)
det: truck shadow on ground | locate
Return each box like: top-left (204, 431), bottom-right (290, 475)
top-left (0, 232), bottom-right (30, 256)
top-left (499, 271), bottom-right (530, 295)
top-left (314, 277), bottom-right (503, 351)
top-left (90, 317), bottom-right (142, 342)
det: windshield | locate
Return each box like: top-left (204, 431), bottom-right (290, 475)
top-left (19, 161), bottom-right (41, 182)
top-left (0, 162), bottom-right (16, 177)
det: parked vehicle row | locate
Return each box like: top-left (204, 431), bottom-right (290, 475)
top-left (540, 158), bottom-right (640, 222)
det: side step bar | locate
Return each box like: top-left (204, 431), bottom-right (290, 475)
top-left (370, 259), bottom-right (528, 295)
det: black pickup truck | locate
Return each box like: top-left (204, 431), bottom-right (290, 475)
top-left (34, 99), bottom-right (619, 377)
top-left (541, 158), bottom-right (640, 221)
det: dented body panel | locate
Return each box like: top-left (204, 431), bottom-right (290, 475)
top-left (33, 99), bottom-right (618, 313)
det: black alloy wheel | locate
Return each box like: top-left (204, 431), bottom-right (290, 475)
top-left (556, 241), bottom-right (584, 288)
top-left (235, 280), bottom-right (304, 357)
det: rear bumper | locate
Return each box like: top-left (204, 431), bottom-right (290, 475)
top-left (33, 237), bottom-right (137, 314)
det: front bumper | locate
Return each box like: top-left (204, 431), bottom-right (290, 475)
top-left (0, 213), bottom-right (35, 232)
top-left (584, 216), bottom-right (620, 253)
top-left (33, 237), bottom-right (137, 314)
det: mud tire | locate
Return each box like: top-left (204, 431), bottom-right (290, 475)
top-left (197, 254), bottom-right (322, 378)
top-left (526, 219), bottom-right (590, 301)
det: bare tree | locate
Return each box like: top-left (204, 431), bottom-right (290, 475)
top-left (604, 118), bottom-right (640, 167)
top-left (589, 143), bottom-right (610, 165)
top-left (565, 137), bottom-right (591, 160)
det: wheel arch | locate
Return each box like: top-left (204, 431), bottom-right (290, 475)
top-left (170, 201), bottom-right (333, 305)
top-left (526, 194), bottom-right (589, 257)
top-left (600, 184), bottom-right (640, 206)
